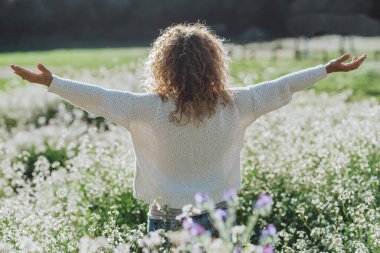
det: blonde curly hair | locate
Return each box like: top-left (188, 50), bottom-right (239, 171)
top-left (144, 22), bottom-right (234, 127)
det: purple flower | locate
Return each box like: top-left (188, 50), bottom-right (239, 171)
top-left (234, 245), bottom-right (242, 253)
top-left (190, 223), bottom-right (205, 236)
top-left (254, 193), bottom-right (273, 209)
top-left (195, 192), bottom-right (209, 204)
top-left (215, 208), bottom-right (228, 222)
top-left (182, 217), bottom-right (206, 236)
top-left (261, 224), bottom-right (277, 237)
top-left (182, 217), bottom-right (193, 230)
top-left (223, 188), bottom-right (237, 201)
top-left (262, 244), bottom-right (275, 253)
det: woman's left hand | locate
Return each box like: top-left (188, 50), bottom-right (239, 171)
top-left (325, 53), bottom-right (367, 74)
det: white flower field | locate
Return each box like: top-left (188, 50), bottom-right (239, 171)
top-left (0, 50), bottom-right (379, 252)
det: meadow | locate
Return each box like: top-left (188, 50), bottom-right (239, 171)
top-left (0, 37), bottom-right (379, 252)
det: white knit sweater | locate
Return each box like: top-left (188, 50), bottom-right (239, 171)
top-left (46, 64), bottom-right (327, 208)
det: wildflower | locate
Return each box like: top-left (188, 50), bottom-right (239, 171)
top-left (232, 225), bottom-right (246, 243)
top-left (234, 245), bottom-right (242, 253)
top-left (262, 244), bottom-right (275, 253)
top-left (261, 224), bottom-right (277, 237)
top-left (195, 192), bottom-right (209, 204)
top-left (166, 230), bottom-right (190, 245)
top-left (253, 193), bottom-right (273, 217)
top-left (259, 224), bottom-right (278, 247)
top-left (182, 204), bottom-right (193, 213)
top-left (215, 208), bottom-right (228, 222)
top-left (142, 230), bottom-right (164, 248)
top-left (182, 217), bottom-right (194, 230)
top-left (223, 188), bottom-right (237, 201)
top-left (79, 236), bottom-right (110, 253)
top-left (190, 223), bottom-right (206, 236)
top-left (115, 243), bottom-right (130, 253)
top-left (254, 193), bottom-right (273, 209)
top-left (182, 217), bottom-right (206, 236)
top-left (19, 236), bottom-right (43, 253)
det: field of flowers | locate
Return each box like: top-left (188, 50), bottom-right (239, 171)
top-left (0, 46), bottom-right (379, 252)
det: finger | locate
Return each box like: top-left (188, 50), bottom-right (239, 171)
top-left (352, 55), bottom-right (367, 66)
top-left (343, 55), bottom-right (366, 70)
top-left (11, 65), bottom-right (32, 75)
top-left (352, 56), bottom-right (356, 62)
top-left (358, 54), bottom-right (367, 62)
top-left (336, 53), bottom-right (351, 63)
top-left (37, 63), bottom-right (50, 74)
top-left (10, 65), bottom-right (38, 81)
top-left (353, 55), bottom-right (367, 68)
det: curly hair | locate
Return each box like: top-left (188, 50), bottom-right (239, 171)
top-left (144, 22), bottom-right (234, 127)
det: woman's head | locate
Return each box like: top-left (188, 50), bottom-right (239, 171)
top-left (144, 22), bottom-right (233, 127)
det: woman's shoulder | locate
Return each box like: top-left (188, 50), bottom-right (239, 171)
top-left (126, 91), bottom-right (162, 101)
top-left (128, 92), bottom-right (173, 111)
top-left (227, 86), bottom-right (252, 100)
top-left (227, 86), bottom-right (250, 93)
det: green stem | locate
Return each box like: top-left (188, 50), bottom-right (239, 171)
top-left (240, 212), bottom-right (259, 245)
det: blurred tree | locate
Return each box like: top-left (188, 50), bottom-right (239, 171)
top-left (0, 0), bottom-right (379, 51)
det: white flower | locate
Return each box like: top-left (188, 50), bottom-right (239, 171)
top-left (231, 225), bottom-right (246, 243)
top-left (79, 236), bottom-right (110, 253)
top-left (19, 236), bottom-right (43, 253)
top-left (115, 243), bottom-right (131, 253)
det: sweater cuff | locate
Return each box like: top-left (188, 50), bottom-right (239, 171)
top-left (46, 74), bottom-right (66, 94)
top-left (315, 64), bottom-right (328, 78)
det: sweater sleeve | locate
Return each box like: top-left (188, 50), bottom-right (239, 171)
top-left (46, 74), bottom-right (140, 129)
top-left (236, 64), bottom-right (327, 127)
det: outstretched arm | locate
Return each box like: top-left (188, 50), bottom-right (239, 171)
top-left (10, 63), bottom-right (138, 128)
top-left (245, 53), bottom-right (367, 122)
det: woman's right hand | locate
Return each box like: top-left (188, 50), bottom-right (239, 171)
top-left (10, 63), bottom-right (53, 87)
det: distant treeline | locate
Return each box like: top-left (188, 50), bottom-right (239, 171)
top-left (1, 0), bottom-right (380, 51)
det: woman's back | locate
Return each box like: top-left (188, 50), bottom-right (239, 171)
top-left (127, 90), bottom-right (245, 209)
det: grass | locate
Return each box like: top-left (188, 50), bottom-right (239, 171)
top-left (1, 47), bottom-right (379, 102)
top-left (0, 47), bottom-right (148, 70)
top-left (229, 56), bottom-right (380, 102)
top-left (0, 78), bottom-right (11, 90)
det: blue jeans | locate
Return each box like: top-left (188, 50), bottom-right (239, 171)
top-left (147, 211), bottom-right (220, 237)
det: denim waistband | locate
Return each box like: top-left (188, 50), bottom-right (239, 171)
top-left (148, 201), bottom-right (228, 220)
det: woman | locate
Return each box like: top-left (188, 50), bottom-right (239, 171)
top-left (10, 23), bottom-right (366, 237)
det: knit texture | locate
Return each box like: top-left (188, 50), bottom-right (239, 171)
top-left (46, 64), bottom-right (327, 208)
